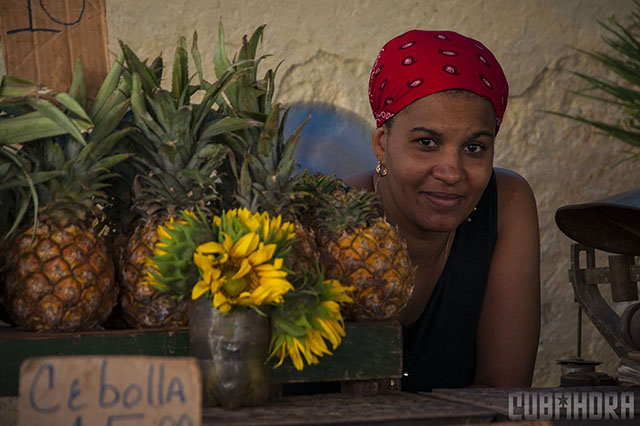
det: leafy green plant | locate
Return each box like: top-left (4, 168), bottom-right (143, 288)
top-left (549, 2), bottom-right (640, 164)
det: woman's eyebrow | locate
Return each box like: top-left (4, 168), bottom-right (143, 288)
top-left (470, 131), bottom-right (495, 140)
top-left (410, 127), bottom-right (495, 140)
top-left (410, 126), bottom-right (441, 136)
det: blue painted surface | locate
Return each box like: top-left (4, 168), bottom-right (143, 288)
top-left (284, 103), bottom-right (376, 179)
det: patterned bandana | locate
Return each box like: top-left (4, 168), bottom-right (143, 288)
top-left (368, 30), bottom-right (509, 133)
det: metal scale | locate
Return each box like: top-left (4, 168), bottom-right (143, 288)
top-left (555, 187), bottom-right (640, 386)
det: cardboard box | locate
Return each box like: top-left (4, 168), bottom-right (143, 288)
top-left (0, 0), bottom-right (110, 98)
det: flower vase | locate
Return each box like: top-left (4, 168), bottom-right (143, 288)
top-left (188, 297), bottom-right (271, 409)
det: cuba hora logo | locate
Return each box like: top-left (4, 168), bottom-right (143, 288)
top-left (509, 391), bottom-right (635, 421)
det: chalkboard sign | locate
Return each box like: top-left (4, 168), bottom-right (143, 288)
top-left (18, 356), bottom-right (201, 426)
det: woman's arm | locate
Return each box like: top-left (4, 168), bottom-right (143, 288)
top-left (473, 168), bottom-right (540, 387)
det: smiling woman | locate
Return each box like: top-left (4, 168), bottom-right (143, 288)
top-left (346, 30), bottom-right (540, 392)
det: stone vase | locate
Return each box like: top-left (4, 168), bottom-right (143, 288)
top-left (188, 297), bottom-right (271, 408)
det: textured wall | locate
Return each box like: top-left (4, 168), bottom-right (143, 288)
top-left (3, 0), bottom-right (638, 387)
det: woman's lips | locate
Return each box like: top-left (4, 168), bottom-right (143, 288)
top-left (422, 191), bottom-right (464, 209)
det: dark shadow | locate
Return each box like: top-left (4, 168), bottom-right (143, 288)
top-left (284, 103), bottom-right (377, 179)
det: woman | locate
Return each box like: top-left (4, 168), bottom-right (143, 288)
top-left (346, 30), bottom-right (540, 392)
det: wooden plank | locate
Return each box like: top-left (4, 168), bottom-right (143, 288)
top-left (201, 393), bottom-right (497, 425)
top-left (271, 321), bottom-right (402, 384)
top-left (0, 327), bottom-right (188, 397)
top-left (0, 321), bottom-right (402, 396)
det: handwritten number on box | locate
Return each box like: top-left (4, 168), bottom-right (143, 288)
top-left (8, 0), bottom-right (86, 34)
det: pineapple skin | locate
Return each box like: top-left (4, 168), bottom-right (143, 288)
top-left (288, 220), bottom-right (320, 273)
top-left (320, 217), bottom-right (415, 320)
top-left (119, 219), bottom-right (188, 328)
top-left (4, 218), bottom-right (118, 331)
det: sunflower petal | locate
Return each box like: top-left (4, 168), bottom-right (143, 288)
top-left (196, 241), bottom-right (225, 255)
top-left (231, 232), bottom-right (259, 257)
top-left (192, 280), bottom-right (210, 300)
top-left (232, 258), bottom-right (252, 279)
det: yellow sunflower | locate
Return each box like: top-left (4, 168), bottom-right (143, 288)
top-left (271, 279), bottom-right (352, 370)
top-left (191, 208), bottom-right (295, 312)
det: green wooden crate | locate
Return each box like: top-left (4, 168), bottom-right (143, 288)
top-left (0, 321), bottom-right (401, 396)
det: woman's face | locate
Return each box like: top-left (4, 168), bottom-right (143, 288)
top-left (373, 91), bottom-right (496, 235)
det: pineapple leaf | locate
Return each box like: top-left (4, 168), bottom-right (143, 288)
top-left (131, 73), bottom-right (166, 140)
top-left (200, 116), bottom-right (262, 140)
top-left (150, 56), bottom-right (164, 82)
top-left (172, 37), bottom-right (189, 103)
top-left (0, 112), bottom-right (69, 144)
top-left (92, 153), bottom-right (134, 172)
top-left (120, 41), bottom-right (159, 93)
top-left (257, 104), bottom-right (280, 157)
top-left (92, 77), bottom-right (130, 128)
top-left (192, 68), bottom-right (236, 135)
top-left (238, 25), bottom-right (265, 64)
top-left (88, 98), bottom-right (130, 143)
top-left (213, 20), bottom-right (233, 80)
top-left (45, 140), bottom-right (66, 172)
top-left (68, 58), bottom-right (87, 109)
top-left (26, 98), bottom-right (87, 145)
top-left (191, 31), bottom-right (209, 90)
top-left (214, 21), bottom-right (240, 107)
top-left (89, 54), bottom-right (124, 119)
top-left (239, 158), bottom-right (252, 202)
top-left (146, 90), bottom-right (174, 135)
top-left (0, 76), bottom-right (38, 98)
top-left (55, 93), bottom-right (92, 124)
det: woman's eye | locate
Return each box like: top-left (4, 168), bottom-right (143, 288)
top-left (465, 143), bottom-right (484, 154)
top-left (417, 138), bottom-right (436, 147)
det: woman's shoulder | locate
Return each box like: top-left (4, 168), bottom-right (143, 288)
top-left (494, 168), bottom-right (535, 201)
top-left (493, 167), bottom-right (538, 234)
top-left (343, 170), bottom-right (376, 192)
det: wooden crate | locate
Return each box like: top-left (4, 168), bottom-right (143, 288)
top-left (0, 321), bottom-right (401, 396)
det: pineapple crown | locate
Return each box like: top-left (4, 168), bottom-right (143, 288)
top-left (120, 35), bottom-right (248, 220)
top-left (0, 58), bottom-right (132, 232)
top-left (297, 173), bottom-right (380, 235)
top-left (211, 23), bottom-right (309, 220)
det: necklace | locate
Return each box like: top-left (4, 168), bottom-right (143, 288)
top-left (376, 173), bottom-right (453, 274)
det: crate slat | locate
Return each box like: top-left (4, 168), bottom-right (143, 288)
top-left (0, 321), bottom-right (401, 396)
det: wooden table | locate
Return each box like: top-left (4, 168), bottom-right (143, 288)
top-left (202, 392), bottom-right (496, 425)
top-left (200, 387), bottom-right (640, 425)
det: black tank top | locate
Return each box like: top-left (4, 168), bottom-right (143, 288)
top-left (402, 170), bottom-right (498, 392)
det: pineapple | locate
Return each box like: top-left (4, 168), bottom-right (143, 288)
top-left (0, 59), bottom-right (131, 331)
top-left (116, 36), bottom-right (242, 328)
top-left (212, 24), bottom-right (309, 244)
top-left (211, 24), bottom-right (413, 321)
top-left (303, 174), bottom-right (415, 320)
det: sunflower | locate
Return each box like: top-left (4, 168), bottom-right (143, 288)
top-left (191, 208), bottom-right (295, 312)
top-left (270, 278), bottom-right (353, 370)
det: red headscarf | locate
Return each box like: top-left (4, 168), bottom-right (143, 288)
top-left (369, 30), bottom-right (508, 133)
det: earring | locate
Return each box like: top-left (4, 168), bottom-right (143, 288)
top-left (376, 161), bottom-right (388, 177)
top-left (466, 206), bottom-right (477, 222)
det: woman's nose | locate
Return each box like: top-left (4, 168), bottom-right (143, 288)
top-left (432, 149), bottom-right (465, 184)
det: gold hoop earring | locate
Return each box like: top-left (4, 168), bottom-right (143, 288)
top-left (376, 161), bottom-right (388, 177)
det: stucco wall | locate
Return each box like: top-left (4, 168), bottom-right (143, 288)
top-left (3, 0), bottom-right (638, 387)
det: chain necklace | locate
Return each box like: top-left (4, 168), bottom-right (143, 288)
top-left (375, 174), bottom-right (453, 275)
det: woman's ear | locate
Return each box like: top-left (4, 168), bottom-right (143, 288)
top-left (371, 126), bottom-right (387, 161)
